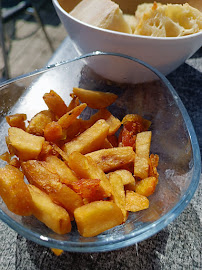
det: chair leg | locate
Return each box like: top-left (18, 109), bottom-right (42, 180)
top-left (0, 8), bottom-right (10, 79)
top-left (29, 6), bottom-right (54, 53)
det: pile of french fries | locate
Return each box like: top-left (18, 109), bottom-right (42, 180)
top-left (0, 87), bottom-right (159, 237)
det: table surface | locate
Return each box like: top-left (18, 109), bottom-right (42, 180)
top-left (0, 37), bottom-right (201, 270)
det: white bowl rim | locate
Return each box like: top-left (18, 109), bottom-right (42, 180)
top-left (53, 0), bottom-right (202, 41)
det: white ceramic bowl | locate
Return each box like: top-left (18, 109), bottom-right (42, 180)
top-left (52, 0), bottom-right (202, 76)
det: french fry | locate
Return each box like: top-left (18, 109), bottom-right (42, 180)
top-left (9, 157), bottom-right (21, 168)
top-left (86, 147), bottom-right (135, 172)
top-left (0, 165), bottom-right (33, 216)
top-left (149, 154), bottom-right (159, 180)
top-left (67, 94), bottom-right (80, 111)
top-left (134, 155), bottom-right (149, 179)
top-left (98, 109), bottom-right (121, 135)
top-left (43, 90), bottom-right (68, 118)
top-left (22, 159), bottom-right (60, 187)
top-left (108, 169), bottom-right (135, 185)
top-left (38, 141), bottom-right (54, 160)
top-left (22, 160), bottom-right (83, 215)
top-left (28, 184), bottom-right (71, 234)
top-left (134, 131), bottom-right (152, 179)
top-left (135, 176), bottom-right (157, 197)
top-left (121, 114), bottom-right (151, 131)
top-left (49, 185), bottom-right (83, 216)
top-left (63, 119), bottom-right (109, 156)
top-left (6, 113), bottom-right (27, 130)
top-left (135, 131), bottom-right (152, 157)
top-left (26, 110), bottom-right (54, 136)
top-left (44, 121), bottom-right (63, 142)
top-left (51, 248), bottom-right (64, 256)
top-left (73, 87), bottom-right (118, 109)
top-left (84, 109), bottom-right (121, 135)
top-left (63, 118), bottom-right (84, 140)
top-left (8, 127), bottom-right (45, 161)
top-left (109, 172), bottom-right (127, 221)
top-left (45, 155), bottom-right (79, 185)
top-left (5, 136), bottom-right (15, 156)
top-left (0, 151), bottom-right (11, 163)
top-left (57, 103), bottom-right (87, 129)
top-left (51, 143), bottom-right (69, 162)
top-left (74, 201), bottom-right (123, 237)
top-left (68, 151), bottom-right (111, 197)
top-left (70, 178), bottom-right (103, 203)
top-left (125, 190), bottom-right (149, 212)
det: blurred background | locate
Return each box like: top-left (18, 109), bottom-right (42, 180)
top-left (0, 0), bottom-right (66, 81)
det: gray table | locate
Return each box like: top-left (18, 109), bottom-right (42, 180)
top-left (0, 37), bottom-right (201, 270)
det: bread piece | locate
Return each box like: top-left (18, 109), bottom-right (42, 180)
top-left (123, 14), bottom-right (137, 32)
top-left (134, 2), bottom-right (202, 37)
top-left (70, 0), bottom-right (132, 33)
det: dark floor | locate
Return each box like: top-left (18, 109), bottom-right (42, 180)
top-left (0, 0), bottom-right (67, 80)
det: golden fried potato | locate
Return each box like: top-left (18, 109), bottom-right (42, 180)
top-left (51, 143), bottom-right (69, 162)
top-left (73, 87), bottom-right (118, 109)
top-left (134, 131), bottom-right (152, 179)
top-left (22, 160), bottom-right (83, 215)
top-left (51, 248), bottom-right (64, 256)
top-left (64, 119), bottom-right (109, 156)
top-left (84, 109), bottom-right (121, 135)
top-left (44, 121), bottom-right (63, 142)
top-left (0, 152), bottom-right (11, 163)
top-left (38, 141), bottom-right (54, 160)
top-left (6, 113), bottom-right (27, 130)
top-left (109, 172), bottom-right (127, 221)
top-left (149, 154), bottom-right (159, 180)
top-left (74, 201), bottom-right (123, 237)
top-left (109, 169), bottom-right (135, 185)
top-left (9, 157), bottom-right (21, 168)
top-left (135, 131), bottom-right (152, 157)
top-left (70, 178), bottom-right (103, 204)
top-left (43, 90), bottom-right (68, 118)
top-left (57, 103), bottom-right (87, 129)
top-left (0, 165), bottom-right (33, 216)
top-left (62, 118), bottom-right (84, 140)
top-left (121, 114), bottom-right (151, 131)
top-left (45, 155), bottom-right (79, 185)
top-left (26, 110), bottom-right (54, 136)
top-left (28, 184), bottom-right (71, 234)
top-left (86, 146), bottom-right (135, 172)
top-left (134, 155), bottom-right (149, 179)
top-left (67, 94), bottom-right (80, 111)
top-left (135, 176), bottom-right (157, 197)
top-left (68, 151), bottom-right (111, 197)
top-left (8, 127), bottom-right (45, 161)
top-left (125, 190), bottom-right (149, 212)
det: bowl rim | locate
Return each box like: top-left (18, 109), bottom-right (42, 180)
top-left (0, 51), bottom-right (201, 252)
top-left (52, 0), bottom-right (202, 41)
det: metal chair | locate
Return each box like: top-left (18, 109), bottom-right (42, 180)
top-left (0, 0), bottom-right (54, 79)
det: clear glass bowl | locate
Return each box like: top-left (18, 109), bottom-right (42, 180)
top-left (0, 52), bottom-right (200, 252)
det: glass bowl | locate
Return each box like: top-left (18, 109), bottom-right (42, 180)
top-left (0, 52), bottom-right (200, 252)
